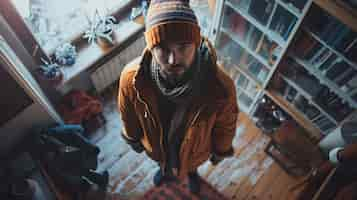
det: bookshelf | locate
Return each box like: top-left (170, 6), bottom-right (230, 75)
top-left (209, 0), bottom-right (357, 140)
top-left (291, 55), bottom-right (357, 109)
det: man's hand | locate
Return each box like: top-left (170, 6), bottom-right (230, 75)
top-left (210, 154), bottom-right (224, 165)
top-left (130, 141), bottom-right (144, 153)
top-left (121, 131), bottom-right (144, 153)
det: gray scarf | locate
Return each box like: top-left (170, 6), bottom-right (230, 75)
top-left (150, 50), bottom-right (202, 103)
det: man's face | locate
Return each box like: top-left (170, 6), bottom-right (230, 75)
top-left (152, 42), bottom-right (196, 80)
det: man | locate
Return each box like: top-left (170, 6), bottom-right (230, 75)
top-left (117, 0), bottom-right (239, 194)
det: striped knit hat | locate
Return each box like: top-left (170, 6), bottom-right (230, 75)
top-left (144, 0), bottom-right (201, 49)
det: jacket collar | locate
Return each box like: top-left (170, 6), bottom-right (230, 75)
top-left (133, 38), bottom-right (228, 107)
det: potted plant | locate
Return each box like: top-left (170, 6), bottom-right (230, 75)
top-left (54, 42), bottom-right (77, 66)
top-left (38, 58), bottom-right (63, 86)
top-left (130, 0), bottom-right (148, 25)
top-left (83, 10), bottom-right (117, 49)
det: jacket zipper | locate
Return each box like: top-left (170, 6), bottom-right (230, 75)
top-left (134, 89), bottom-right (166, 164)
top-left (190, 105), bottom-right (205, 127)
top-left (135, 84), bottom-right (206, 172)
top-left (179, 105), bottom-right (206, 155)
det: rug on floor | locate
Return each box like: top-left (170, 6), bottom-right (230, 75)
top-left (137, 176), bottom-right (231, 200)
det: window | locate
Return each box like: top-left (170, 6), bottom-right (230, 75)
top-left (10, 0), bottom-right (131, 54)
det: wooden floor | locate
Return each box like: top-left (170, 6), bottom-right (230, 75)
top-left (90, 90), bottom-right (306, 200)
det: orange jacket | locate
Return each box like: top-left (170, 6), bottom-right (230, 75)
top-left (117, 38), bottom-right (239, 179)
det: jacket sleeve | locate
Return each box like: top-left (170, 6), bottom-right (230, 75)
top-left (117, 70), bottom-right (144, 152)
top-left (211, 85), bottom-right (239, 159)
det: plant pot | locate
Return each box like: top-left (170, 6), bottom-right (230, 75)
top-left (208, 0), bottom-right (216, 15)
top-left (37, 69), bottom-right (64, 86)
top-left (133, 14), bottom-right (145, 25)
top-left (97, 37), bottom-right (114, 50)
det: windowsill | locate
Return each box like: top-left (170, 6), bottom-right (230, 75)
top-left (42, 0), bottom-right (137, 55)
top-left (56, 18), bottom-right (144, 89)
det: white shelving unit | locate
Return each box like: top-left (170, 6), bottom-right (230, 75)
top-left (208, 0), bottom-right (357, 139)
top-left (211, 0), bottom-right (309, 114)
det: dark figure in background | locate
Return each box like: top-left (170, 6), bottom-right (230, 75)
top-left (117, 0), bottom-right (239, 194)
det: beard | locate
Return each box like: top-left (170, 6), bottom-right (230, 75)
top-left (159, 66), bottom-right (188, 86)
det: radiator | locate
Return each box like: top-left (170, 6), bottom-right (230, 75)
top-left (90, 36), bottom-right (145, 93)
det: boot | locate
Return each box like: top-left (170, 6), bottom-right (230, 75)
top-left (153, 169), bottom-right (164, 186)
top-left (86, 170), bottom-right (109, 190)
top-left (188, 171), bottom-right (200, 194)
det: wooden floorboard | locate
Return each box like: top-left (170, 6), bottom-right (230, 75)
top-left (92, 92), bottom-right (308, 199)
top-left (245, 163), bottom-right (283, 200)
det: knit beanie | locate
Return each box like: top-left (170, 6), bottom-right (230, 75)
top-left (144, 0), bottom-right (201, 50)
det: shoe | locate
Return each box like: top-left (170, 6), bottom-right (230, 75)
top-left (188, 171), bottom-right (200, 194)
top-left (153, 169), bottom-right (164, 186)
top-left (86, 170), bottom-right (109, 190)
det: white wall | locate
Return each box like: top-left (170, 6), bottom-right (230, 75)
top-left (0, 12), bottom-right (56, 157)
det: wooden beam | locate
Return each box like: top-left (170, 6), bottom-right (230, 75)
top-left (313, 0), bottom-right (357, 32)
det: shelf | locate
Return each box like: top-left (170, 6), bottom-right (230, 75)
top-left (265, 89), bottom-right (322, 140)
top-left (221, 27), bottom-right (272, 69)
top-left (235, 83), bottom-right (258, 100)
top-left (292, 55), bottom-right (357, 108)
top-left (275, 0), bottom-right (302, 18)
top-left (232, 63), bottom-right (263, 89)
top-left (304, 28), bottom-right (357, 71)
top-left (225, 0), bottom-right (287, 47)
top-left (236, 92), bottom-right (251, 113)
top-left (279, 73), bottom-right (339, 124)
top-left (313, 0), bottom-right (357, 33)
top-left (57, 19), bottom-right (144, 88)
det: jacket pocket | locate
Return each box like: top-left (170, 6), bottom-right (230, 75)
top-left (190, 121), bottom-right (212, 157)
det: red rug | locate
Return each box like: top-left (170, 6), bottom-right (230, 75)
top-left (137, 177), bottom-right (231, 200)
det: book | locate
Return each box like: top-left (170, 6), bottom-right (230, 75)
top-left (293, 32), bottom-right (317, 58)
top-left (342, 74), bottom-right (357, 92)
top-left (306, 107), bottom-right (321, 119)
top-left (344, 37), bottom-right (357, 53)
top-left (284, 19), bottom-right (296, 40)
top-left (319, 17), bottom-right (340, 41)
top-left (318, 53), bottom-right (337, 71)
top-left (269, 6), bottom-right (296, 39)
top-left (309, 47), bottom-right (327, 65)
top-left (345, 40), bottom-right (357, 63)
top-left (304, 43), bottom-right (323, 62)
top-left (334, 68), bottom-right (355, 86)
top-left (245, 24), bottom-right (255, 45)
top-left (314, 49), bottom-right (333, 67)
top-left (336, 31), bottom-right (357, 53)
top-left (324, 21), bottom-right (349, 47)
top-left (325, 60), bottom-right (350, 80)
top-left (248, 28), bottom-right (263, 50)
top-left (231, 12), bottom-right (248, 41)
top-left (248, 0), bottom-right (274, 25)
